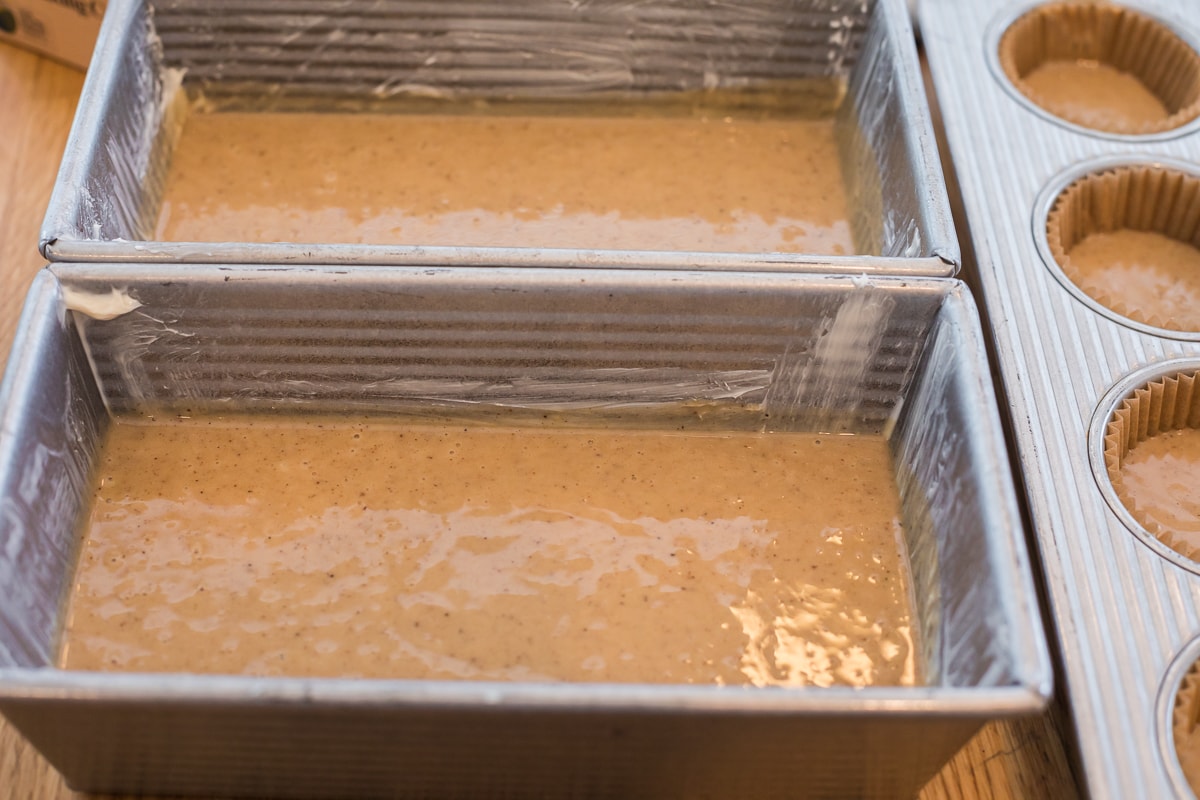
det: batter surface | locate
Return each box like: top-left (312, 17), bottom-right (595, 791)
top-left (61, 418), bottom-right (918, 687)
top-left (1066, 229), bottom-right (1200, 330)
top-left (1022, 60), bottom-right (1169, 131)
top-left (155, 111), bottom-right (856, 254)
top-left (1120, 427), bottom-right (1200, 551)
top-left (1178, 710), bottom-right (1200, 798)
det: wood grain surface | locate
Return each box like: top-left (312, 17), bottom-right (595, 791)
top-left (0, 41), bottom-right (1082, 800)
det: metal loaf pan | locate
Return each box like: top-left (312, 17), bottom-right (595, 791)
top-left (0, 266), bottom-right (1046, 798)
top-left (39, 0), bottom-right (957, 275)
top-left (920, 0), bottom-right (1200, 796)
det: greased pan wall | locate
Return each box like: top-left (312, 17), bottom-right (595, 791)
top-left (0, 266), bottom-right (1047, 798)
top-left (39, 0), bottom-right (957, 274)
top-left (921, 0), bottom-right (1200, 796)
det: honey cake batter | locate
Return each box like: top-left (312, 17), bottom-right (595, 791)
top-left (60, 418), bottom-right (918, 687)
top-left (1176, 669), bottom-right (1200, 796)
top-left (1022, 60), bottom-right (1169, 131)
top-left (1066, 229), bottom-right (1200, 331)
top-left (155, 111), bottom-right (856, 254)
top-left (1120, 427), bottom-right (1200, 552)
top-left (1177, 704), bottom-right (1200, 796)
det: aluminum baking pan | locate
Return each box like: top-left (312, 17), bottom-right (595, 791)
top-left (40, 0), bottom-right (957, 275)
top-left (921, 0), bottom-right (1200, 796)
top-left (0, 265), bottom-right (1046, 798)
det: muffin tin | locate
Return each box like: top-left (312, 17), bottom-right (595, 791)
top-left (0, 265), bottom-right (1049, 798)
top-left (922, 0), bottom-right (1200, 795)
top-left (39, 0), bottom-right (958, 274)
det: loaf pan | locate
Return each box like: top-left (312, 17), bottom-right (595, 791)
top-left (0, 265), bottom-right (1046, 798)
top-left (40, 0), bottom-right (957, 275)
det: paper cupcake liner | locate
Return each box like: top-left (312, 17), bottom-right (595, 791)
top-left (1045, 164), bottom-right (1200, 332)
top-left (999, 2), bottom-right (1200, 135)
top-left (1104, 370), bottom-right (1200, 560)
top-left (1174, 660), bottom-right (1200, 795)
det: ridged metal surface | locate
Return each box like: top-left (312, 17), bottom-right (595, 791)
top-left (152, 0), bottom-right (870, 97)
top-left (921, 1), bottom-right (1200, 796)
top-left (40, 0), bottom-right (958, 273)
top-left (67, 266), bottom-right (933, 427)
top-left (0, 267), bottom-right (1050, 798)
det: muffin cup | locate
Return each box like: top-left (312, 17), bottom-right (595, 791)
top-left (1103, 369), bottom-right (1200, 560)
top-left (1044, 162), bottom-right (1200, 332)
top-left (1173, 659), bottom-right (1200, 797)
top-left (998, 2), bottom-right (1200, 135)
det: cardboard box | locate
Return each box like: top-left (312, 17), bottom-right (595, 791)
top-left (0, 0), bottom-right (104, 69)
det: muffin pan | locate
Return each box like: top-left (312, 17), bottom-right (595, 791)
top-left (39, 0), bottom-right (958, 274)
top-left (0, 266), bottom-right (1049, 798)
top-left (923, 0), bottom-right (1200, 795)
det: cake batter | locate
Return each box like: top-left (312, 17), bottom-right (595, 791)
top-left (156, 111), bottom-right (856, 254)
top-left (1120, 426), bottom-right (1200, 551)
top-left (60, 418), bottom-right (918, 688)
top-left (1023, 60), bottom-right (1169, 131)
top-left (1066, 229), bottom-right (1200, 331)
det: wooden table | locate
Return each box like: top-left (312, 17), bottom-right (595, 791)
top-left (0, 42), bottom-right (1082, 799)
